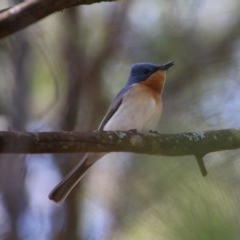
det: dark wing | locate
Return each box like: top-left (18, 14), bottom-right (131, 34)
top-left (98, 87), bottom-right (127, 130)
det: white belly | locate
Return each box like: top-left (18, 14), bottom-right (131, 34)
top-left (103, 86), bottom-right (162, 132)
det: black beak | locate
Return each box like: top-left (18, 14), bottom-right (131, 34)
top-left (159, 61), bottom-right (174, 70)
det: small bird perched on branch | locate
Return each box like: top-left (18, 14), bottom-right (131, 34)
top-left (49, 61), bottom-right (174, 202)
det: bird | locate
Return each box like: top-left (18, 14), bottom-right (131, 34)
top-left (49, 61), bottom-right (174, 202)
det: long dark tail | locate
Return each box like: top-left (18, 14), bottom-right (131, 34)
top-left (49, 153), bottom-right (99, 203)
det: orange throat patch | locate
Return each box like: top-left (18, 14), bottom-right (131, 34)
top-left (142, 70), bottom-right (166, 94)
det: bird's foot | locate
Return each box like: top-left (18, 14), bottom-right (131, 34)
top-left (149, 130), bottom-right (159, 134)
top-left (128, 129), bottom-right (138, 133)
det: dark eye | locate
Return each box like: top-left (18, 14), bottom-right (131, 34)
top-left (143, 68), bottom-right (151, 75)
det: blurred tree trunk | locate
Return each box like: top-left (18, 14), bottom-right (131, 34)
top-left (53, 8), bottom-right (85, 240)
top-left (53, 1), bottom-right (132, 239)
top-left (0, 30), bottom-right (31, 239)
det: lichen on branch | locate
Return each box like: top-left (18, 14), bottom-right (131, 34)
top-left (0, 129), bottom-right (239, 155)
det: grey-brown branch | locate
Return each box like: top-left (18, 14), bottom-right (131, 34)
top-left (1, 129), bottom-right (240, 176)
top-left (0, 129), bottom-right (239, 154)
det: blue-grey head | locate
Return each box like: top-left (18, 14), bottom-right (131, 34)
top-left (114, 61), bottom-right (174, 101)
top-left (127, 61), bottom-right (174, 86)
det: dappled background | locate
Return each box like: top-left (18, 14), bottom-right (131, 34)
top-left (0, 0), bottom-right (240, 239)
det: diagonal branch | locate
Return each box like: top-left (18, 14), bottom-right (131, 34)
top-left (0, 0), bottom-right (117, 39)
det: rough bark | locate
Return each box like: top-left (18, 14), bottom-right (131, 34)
top-left (0, 129), bottom-right (238, 156)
